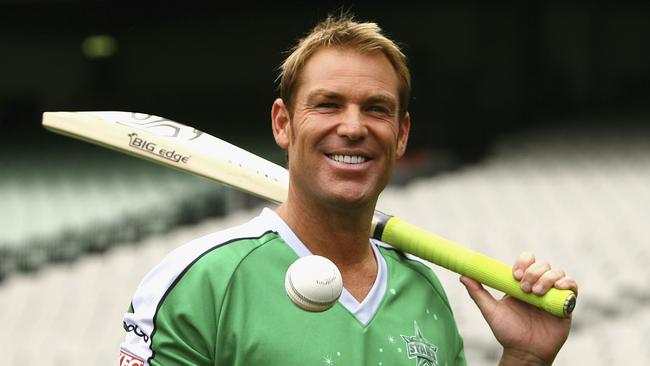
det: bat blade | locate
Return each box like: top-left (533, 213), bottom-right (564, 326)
top-left (43, 111), bottom-right (289, 204)
top-left (43, 111), bottom-right (576, 317)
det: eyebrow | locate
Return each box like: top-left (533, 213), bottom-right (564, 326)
top-left (305, 88), bottom-right (397, 106)
top-left (366, 94), bottom-right (397, 107)
top-left (305, 89), bottom-right (344, 101)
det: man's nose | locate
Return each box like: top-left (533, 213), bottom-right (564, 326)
top-left (337, 108), bottom-right (368, 140)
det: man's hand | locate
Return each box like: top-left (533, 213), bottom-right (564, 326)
top-left (460, 252), bottom-right (578, 365)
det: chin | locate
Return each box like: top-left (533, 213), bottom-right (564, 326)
top-left (325, 187), bottom-right (379, 210)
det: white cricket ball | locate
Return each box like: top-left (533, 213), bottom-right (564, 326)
top-left (285, 255), bottom-right (343, 312)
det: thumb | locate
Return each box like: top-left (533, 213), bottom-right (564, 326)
top-left (460, 276), bottom-right (498, 319)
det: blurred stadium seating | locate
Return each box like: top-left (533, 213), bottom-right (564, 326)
top-left (0, 140), bottom-right (264, 281)
top-left (2, 2), bottom-right (648, 363)
top-left (0, 118), bottom-right (649, 365)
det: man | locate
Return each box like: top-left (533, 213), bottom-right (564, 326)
top-left (120, 15), bottom-right (577, 366)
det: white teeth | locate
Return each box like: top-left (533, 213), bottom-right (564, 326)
top-left (328, 154), bottom-right (367, 164)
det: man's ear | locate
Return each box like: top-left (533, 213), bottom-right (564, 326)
top-left (271, 98), bottom-right (291, 149)
top-left (396, 112), bottom-right (410, 158)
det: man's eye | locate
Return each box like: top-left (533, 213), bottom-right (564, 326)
top-left (368, 105), bottom-right (389, 114)
top-left (317, 103), bottom-right (338, 109)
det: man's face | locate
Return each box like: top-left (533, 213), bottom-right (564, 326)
top-left (272, 47), bottom-right (410, 211)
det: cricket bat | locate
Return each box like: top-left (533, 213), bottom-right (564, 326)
top-left (42, 111), bottom-right (576, 317)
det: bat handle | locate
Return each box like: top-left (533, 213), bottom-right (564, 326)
top-left (371, 211), bottom-right (576, 318)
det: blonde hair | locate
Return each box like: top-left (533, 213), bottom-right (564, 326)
top-left (278, 14), bottom-right (411, 118)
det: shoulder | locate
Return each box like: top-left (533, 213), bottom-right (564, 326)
top-left (374, 239), bottom-right (452, 306)
top-left (133, 212), bottom-right (281, 304)
top-left (121, 211), bottom-right (287, 363)
top-left (374, 239), bottom-right (439, 277)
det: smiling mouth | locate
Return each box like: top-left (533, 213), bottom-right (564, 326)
top-left (326, 154), bottom-right (368, 164)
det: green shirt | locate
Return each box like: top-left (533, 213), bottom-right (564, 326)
top-left (121, 209), bottom-right (466, 366)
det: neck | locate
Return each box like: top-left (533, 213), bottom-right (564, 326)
top-left (276, 182), bottom-right (381, 302)
top-left (276, 194), bottom-right (375, 265)
top-left (277, 194), bottom-right (379, 302)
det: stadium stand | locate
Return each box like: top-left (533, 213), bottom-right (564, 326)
top-left (0, 119), bottom-right (648, 365)
top-left (0, 143), bottom-right (236, 280)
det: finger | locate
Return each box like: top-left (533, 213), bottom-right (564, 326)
top-left (554, 275), bottom-right (579, 295)
top-left (460, 276), bottom-right (498, 318)
top-left (531, 268), bottom-right (566, 295)
top-left (512, 251), bottom-right (535, 281)
top-left (520, 260), bottom-right (551, 293)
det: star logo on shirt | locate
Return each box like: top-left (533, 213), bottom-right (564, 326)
top-left (401, 321), bottom-right (438, 366)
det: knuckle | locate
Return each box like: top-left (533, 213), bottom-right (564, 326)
top-left (553, 268), bottom-right (566, 278)
top-left (520, 251), bottom-right (535, 262)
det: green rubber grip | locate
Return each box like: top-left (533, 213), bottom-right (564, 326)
top-left (376, 215), bottom-right (576, 318)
